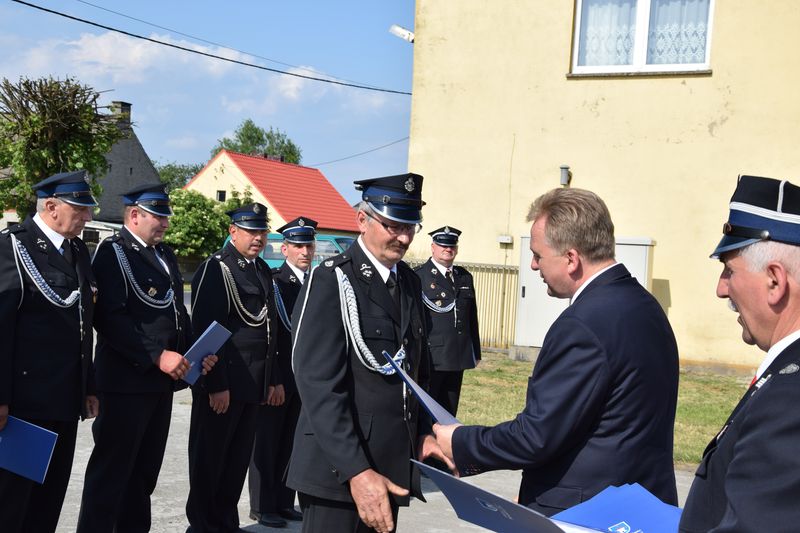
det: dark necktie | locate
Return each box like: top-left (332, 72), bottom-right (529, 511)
top-left (386, 271), bottom-right (400, 309)
top-left (146, 246), bottom-right (164, 272)
top-left (61, 239), bottom-right (75, 268)
top-left (445, 268), bottom-right (454, 285)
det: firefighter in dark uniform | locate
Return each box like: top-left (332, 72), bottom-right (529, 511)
top-left (77, 183), bottom-right (216, 533)
top-left (0, 171), bottom-right (98, 533)
top-left (249, 216), bottom-right (317, 528)
top-left (186, 203), bottom-right (278, 532)
top-left (286, 173), bottom-right (453, 533)
top-left (415, 226), bottom-right (481, 417)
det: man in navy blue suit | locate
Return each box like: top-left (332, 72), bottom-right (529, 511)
top-left (680, 175), bottom-right (800, 532)
top-left (434, 187), bottom-right (679, 516)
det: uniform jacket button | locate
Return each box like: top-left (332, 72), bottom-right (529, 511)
top-left (376, 329), bottom-right (381, 335)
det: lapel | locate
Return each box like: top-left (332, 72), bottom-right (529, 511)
top-left (425, 258), bottom-right (455, 300)
top-left (225, 242), bottom-right (267, 299)
top-left (120, 226), bottom-right (169, 279)
top-left (23, 217), bottom-right (76, 280)
top-left (351, 244), bottom-right (400, 325)
top-left (398, 264), bottom-right (414, 339)
top-left (572, 263), bottom-right (629, 305)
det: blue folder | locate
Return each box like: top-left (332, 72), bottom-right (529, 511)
top-left (382, 350), bottom-right (460, 425)
top-left (0, 416), bottom-right (58, 483)
top-left (552, 483), bottom-right (682, 533)
top-left (183, 320), bottom-right (232, 385)
top-left (412, 459), bottom-right (598, 532)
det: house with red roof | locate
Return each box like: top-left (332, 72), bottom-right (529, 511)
top-left (185, 150), bottom-right (358, 236)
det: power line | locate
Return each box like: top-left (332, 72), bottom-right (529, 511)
top-left (12, 0), bottom-right (412, 96)
top-left (73, 0), bottom-right (383, 90)
top-left (309, 137), bottom-right (409, 167)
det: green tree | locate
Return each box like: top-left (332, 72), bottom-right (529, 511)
top-left (164, 186), bottom-right (257, 260)
top-left (153, 160), bottom-right (204, 192)
top-left (211, 119), bottom-right (302, 164)
top-left (0, 76), bottom-right (124, 216)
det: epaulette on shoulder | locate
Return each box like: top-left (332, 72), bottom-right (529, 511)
top-left (1, 224), bottom-right (23, 236)
top-left (105, 233), bottom-right (122, 243)
top-left (320, 252), bottom-right (350, 270)
top-left (271, 264), bottom-right (282, 275)
top-left (210, 247), bottom-right (228, 262)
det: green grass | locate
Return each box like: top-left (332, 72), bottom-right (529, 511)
top-left (458, 351), bottom-right (745, 467)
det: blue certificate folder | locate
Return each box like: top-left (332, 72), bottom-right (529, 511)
top-left (412, 459), bottom-right (597, 533)
top-left (182, 320), bottom-right (232, 385)
top-left (552, 483), bottom-right (682, 533)
top-left (382, 350), bottom-right (460, 425)
top-left (0, 416), bottom-right (58, 483)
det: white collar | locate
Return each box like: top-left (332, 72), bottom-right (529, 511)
top-left (32, 213), bottom-right (67, 250)
top-left (430, 257), bottom-right (453, 276)
top-left (757, 329), bottom-right (800, 379)
top-left (570, 262), bottom-right (619, 305)
top-left (357, 237), bottom-right (396, 282)
top-left (286, 261), bottom-right (307, 283)
top-left (124, 225), bottom-right (150, 249)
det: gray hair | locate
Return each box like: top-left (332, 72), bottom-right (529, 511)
top-left (740, 241), bottom-right (800, 280)
top-left (36, 197), bottom-right (63, 213)
top-left (526, 187), bottom-right (615, 263)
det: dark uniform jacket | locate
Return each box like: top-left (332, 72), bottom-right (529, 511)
top-left (0, 217), bottom-right (95, 421)
top-left (272, 261), bottom-right (304, 396)
top-left (452, 264), bottom-right (679, 516)
top-left (91, 227), bottom-right (191, 393)
top-left (191, 242), bottom-right (276, 403)
top-left (287, 242), bottom-right (430, 505)
top-left (415, 258), bottom-right (481, 371)
top-left (680, 338), bottom-right (800, 532)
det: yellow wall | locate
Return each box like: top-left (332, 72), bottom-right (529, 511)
top-left (186, 153), bottom-right (288, 231)
top-left (408, 1), bottom-right (800, 366)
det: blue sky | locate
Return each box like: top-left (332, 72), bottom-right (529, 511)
top-left (1, 0), bottom-right (416, 204)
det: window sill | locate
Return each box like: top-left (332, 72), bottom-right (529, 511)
top-left (566, 69), bottom-right (712, 79)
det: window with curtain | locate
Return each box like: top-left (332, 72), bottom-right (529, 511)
top-left (573, 0), bottom-right (713, 74)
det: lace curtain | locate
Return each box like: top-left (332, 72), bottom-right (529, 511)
top-left (577, 0), bottom-right (709, 67)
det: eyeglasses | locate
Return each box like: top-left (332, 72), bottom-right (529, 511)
top-left (363, 211), bottom-right (422, 235)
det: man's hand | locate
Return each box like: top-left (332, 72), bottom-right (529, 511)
top-left (266, 384), bottom-right (285, 406)
top-left (0, 404), bottom-right (8, 431)
top-left (209, 390), bottom-right (230, 414)
top-left (157, 349), bottom-right (190, 380)
top-left (418, 433), bottom-right (458, 475)
top-left (349, 468), bottom-right (408, 533)
top-left (85, 395), bottom-right (99, 419)
top-left (200, 354), bottom-right (218, 375)
top-left (432, 423), bottom-right (462, 463)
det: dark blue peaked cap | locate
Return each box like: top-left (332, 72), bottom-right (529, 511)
top-left (712, 174), bottom-right (800, 258)
top-left (33, 170), bottom-right (97, 207)
top-left (227, 203), bottom-right (269, 231)
top-left (277, 216), bottom-right (317, 244)
top-left (355, 172), bottom-right (425, 224)
top-left (429, 226), bottom-right (461, 246)
top-left (122, 183), bottom-right (173, 217)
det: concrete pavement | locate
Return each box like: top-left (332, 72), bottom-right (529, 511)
top-left (56, 391), bottom-right (694, 532)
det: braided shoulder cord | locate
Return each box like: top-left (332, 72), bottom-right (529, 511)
top-left (334, 266), bottom-right (404, 375)
top-left (421, 291), bottom-right (456, 313)
top-left (11, 233), bottom-right (80, 308)
top-left (273, 280), bottom-right (292, 331)
top-left (112, 242), bottom-right (174, 308)
top-left (219, 261), bottom-right (269, 327)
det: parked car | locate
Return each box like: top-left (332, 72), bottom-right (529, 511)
top-left (224, 232), bottom-right (355, 269)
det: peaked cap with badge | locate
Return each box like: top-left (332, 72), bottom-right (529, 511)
top-left (429, 226), bottom-right (462, 247)
top-left (681, 173), bottom-right (800, 532)
top-left (712, 174), bottom-right (800, 258)
top-left (122, 183), bottom-right (173, 217)
top-left (278, 216), bottom-right (318, 244)
top-left (33, 170), bottom-right (98, 207)
top-left (228, 203), bottom-right (269, 231)
top-left (355, 172), bottom-right (425, 224)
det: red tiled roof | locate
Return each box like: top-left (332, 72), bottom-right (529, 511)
top-left (191, 150), bottom-right (358, 232)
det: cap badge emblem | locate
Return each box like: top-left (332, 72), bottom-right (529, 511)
top-left (148, 287), bottom-right (157, 297)
top-left (444, 226), bottom-right (451, 234)
top-left (404, 177), bottom-right (415, 192)
top-left (83, 174), bottom-right (90, 184)
top-left (298, 218), bottom-right (305, 226)
top-left (254, 204), bottom-right (262, 214)
top-left (324, 259), bottom-right (334, 267)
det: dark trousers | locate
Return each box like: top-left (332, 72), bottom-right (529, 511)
top-left (429, 369), bottom-right (465, 416)
top-left (186, 388), bottom-right (259, 533)
top-left (249, 390), bottom-right (301, 515)
top-left (76, 390), bottom-right (173, 533)
top-left (0, 418), bottom-right (77, 533)
top-left (298, 492), bottom-right (399, 533)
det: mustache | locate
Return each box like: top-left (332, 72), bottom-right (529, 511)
top-left (728, 299), bottom-right (739, 313)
